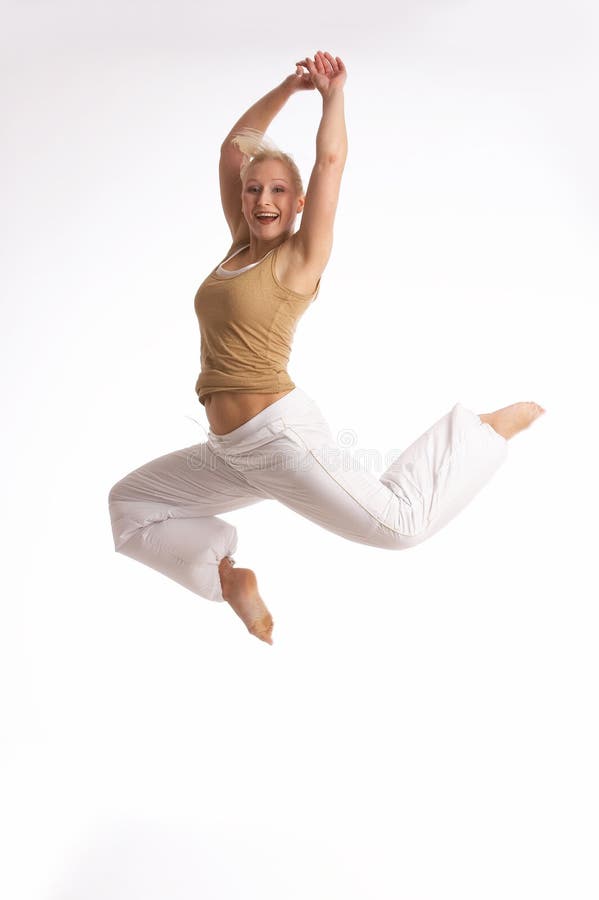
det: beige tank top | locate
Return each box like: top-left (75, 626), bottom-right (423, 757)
top-left (194, 242), bottom-right (320, 406)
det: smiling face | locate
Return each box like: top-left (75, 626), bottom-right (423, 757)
top-left (241, 158), bottom-right (305, 241)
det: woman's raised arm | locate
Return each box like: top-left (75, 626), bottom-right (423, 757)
top-left (219, 69), bottom-right (315, 245)
top-left (292, 52), bottom-right (348, 280)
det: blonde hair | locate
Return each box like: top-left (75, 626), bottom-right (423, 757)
top-left (229, 127), bottom-right (304, 195)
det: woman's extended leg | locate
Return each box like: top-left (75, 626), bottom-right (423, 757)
top-left (216, 393), bottom-right (543, 552)
top-left (107, 439), bottom-right (273, 639)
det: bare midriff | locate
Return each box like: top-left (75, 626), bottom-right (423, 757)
top-left (203, 389), bottom-right (294, 435)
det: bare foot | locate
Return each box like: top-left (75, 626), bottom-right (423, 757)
top-left (218, 557), bottom-right (274, 645)
top-left (479, 401), bottom-right (546, 440)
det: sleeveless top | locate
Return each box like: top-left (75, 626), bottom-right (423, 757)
top-left (193, 242), bottom-right (320, 406)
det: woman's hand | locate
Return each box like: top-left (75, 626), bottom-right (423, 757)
top-left (281, 65), bottom-right (317, 95)
top-left (295, 51), bottom-right (347, 98)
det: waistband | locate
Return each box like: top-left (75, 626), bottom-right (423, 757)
top-left (206, 387), bottom-right (319, 450)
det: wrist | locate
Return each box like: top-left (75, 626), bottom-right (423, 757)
top-left (321, 86), bottom-right (345, 105)
top-left (278, 77), bottom-right (296, 99)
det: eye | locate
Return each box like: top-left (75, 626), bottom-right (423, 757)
top-left (247, 185), bottom-right (260, 193)
top-left (273, 186), bottom-right (285, 192)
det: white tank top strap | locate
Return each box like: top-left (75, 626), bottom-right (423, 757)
top-left (215, 244), bottom-right (276, 278)
top-left (222, 244), bottom-right (249, 265)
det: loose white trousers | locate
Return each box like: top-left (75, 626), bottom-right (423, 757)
top-left (108, 388), bottom-right (508, 603)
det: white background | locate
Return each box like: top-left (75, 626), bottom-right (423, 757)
top-left (2, 1), bottom-right (598, 897)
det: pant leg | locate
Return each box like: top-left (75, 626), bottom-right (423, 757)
top-left (378, 402), bottom-right (509, 545)
top-left (108, 440), bottom-right (266, 602)
top-left (227, 396), bottom-right (508, 550)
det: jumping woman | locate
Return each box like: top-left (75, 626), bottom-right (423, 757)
top-left (108, 51), bottom-right (545, 646)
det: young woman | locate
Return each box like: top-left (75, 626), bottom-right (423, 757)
top-left (108, 51), bottom-right (545, 646)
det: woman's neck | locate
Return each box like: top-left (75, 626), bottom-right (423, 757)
top-left (245, 232), bottom-right (291, 263)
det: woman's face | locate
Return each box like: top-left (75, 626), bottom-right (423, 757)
top-left (241, 158), bottom-right (304, 239)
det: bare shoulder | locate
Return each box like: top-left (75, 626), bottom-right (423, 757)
top-left (274, 234), bottom-right (324, 297)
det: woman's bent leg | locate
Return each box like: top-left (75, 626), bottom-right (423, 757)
top-left (236, 398), bottom-right (508, 550)
top-left (108, 441), bottom-right (266, 602)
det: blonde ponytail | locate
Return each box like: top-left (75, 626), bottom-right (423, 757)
top-left (227, 127), bottom-right (304, 195)
top-left (230, 126), bottom-right (279, 158)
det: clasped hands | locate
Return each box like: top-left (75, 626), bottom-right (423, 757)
top-left (283, 50), bottom-right (347, 97)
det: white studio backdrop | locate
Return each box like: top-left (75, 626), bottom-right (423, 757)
top-left (1, 1), bottom-right (598, 898)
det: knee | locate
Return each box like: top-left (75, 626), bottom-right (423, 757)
top-left (373, 490), bottom-right (430, 547)
top-left (371, 517), bottom-right (430, 551)
top-left (107, 481), bottom-right (133, 552)
top-left (108, 483), bottom-right (123, 523)
top-left (108, 477), bottom-right (130, 512)
top-left (377, 533), bottom-right (425, 552)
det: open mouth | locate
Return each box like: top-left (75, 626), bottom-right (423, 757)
top-left (255, 214), bottom-right (279, 224)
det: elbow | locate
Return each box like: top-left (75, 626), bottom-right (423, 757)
top-left (220, 131), bottom-right (243, 155)
top-left (316, 151), bottom-right (347, 169)
top-left (220, 136), bottom-right (235, 154)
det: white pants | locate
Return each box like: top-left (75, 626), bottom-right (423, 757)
top-left (108, 387), bottom-right (508, 603)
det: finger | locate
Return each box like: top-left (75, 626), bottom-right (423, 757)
top-left (322, 50), bottom-right (336, 72)
top-left (319, 51), bottom-right (333, 75)
top-left (314, 51), bottom-right (325, 73)
top-left (320, 53), bottom-right (334, 75)
top-left (335, 56), bottom-right (346, 71)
